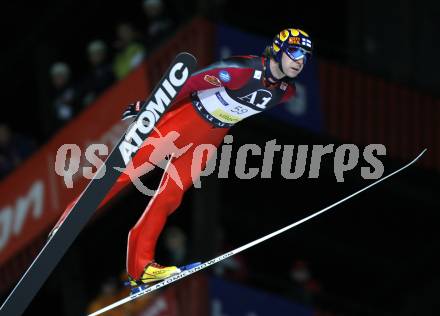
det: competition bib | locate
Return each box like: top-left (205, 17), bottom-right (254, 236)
top-left (196, 87), bottom-right (265, 124)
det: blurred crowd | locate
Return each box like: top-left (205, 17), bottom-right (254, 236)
top-left (0, 123), bottom-right (37, 179)
top-left (48, 0), bottom-right (174, 134)
top-left (0, 0), bottom-right (175, 181)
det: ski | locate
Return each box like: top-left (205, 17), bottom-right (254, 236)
top-left (0, 52), bottom-right (198, 316)
top-left (88, 149), bottom-right (427, 316)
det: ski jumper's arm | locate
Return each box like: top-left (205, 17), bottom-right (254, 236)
top-left (171, 56), bottom-right (259, 105)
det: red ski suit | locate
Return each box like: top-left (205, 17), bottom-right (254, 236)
top-left (55, 55), bottom-right (296, 279)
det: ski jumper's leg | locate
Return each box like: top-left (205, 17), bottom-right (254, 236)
top-left (126, 101), bottom-right (229, 279)
top-left (53, 102), bottom-right (188, 229)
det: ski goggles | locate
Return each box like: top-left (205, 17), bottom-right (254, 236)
top-left (285, 46), bottom-right (310, 63)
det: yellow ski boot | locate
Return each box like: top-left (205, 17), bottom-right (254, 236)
top-left (128, 261), bottom-right (181, 287)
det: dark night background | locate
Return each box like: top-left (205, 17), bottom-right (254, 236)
top-left (1, 0), bottom-right (439, 315)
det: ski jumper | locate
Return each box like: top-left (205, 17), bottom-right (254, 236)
top-left (55, 55), bottom-right (296, 279)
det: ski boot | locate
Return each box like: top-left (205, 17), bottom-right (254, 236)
top-left (127, 261), bottom-right (181, 288)
top-left (126, 261), bottom-right (202, 294)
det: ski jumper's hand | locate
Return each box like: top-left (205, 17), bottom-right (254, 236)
top-left (122, 101), bottom-right (143, 120)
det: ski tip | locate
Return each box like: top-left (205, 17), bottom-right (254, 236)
top-left (413, 148), bottom-right (428, 162)
top-left (177, 51), bottom-right (196, 59)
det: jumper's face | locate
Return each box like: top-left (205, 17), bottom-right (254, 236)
top-left (281, 52), bottom-right (305, 78)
